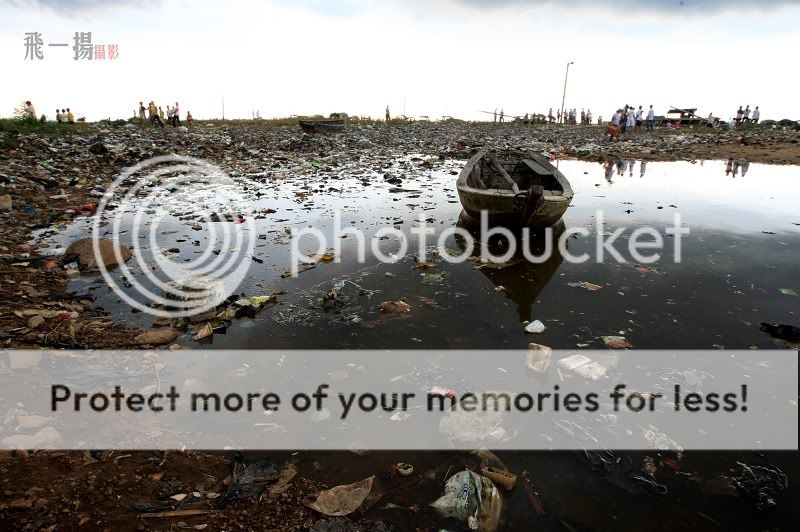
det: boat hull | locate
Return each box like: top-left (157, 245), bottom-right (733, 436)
top-left (299, 119), bottom-right (345, 134)
top-left (455, 150), bottom-right (573, 229)
top-left (457, 191), bottom-right (570, 228)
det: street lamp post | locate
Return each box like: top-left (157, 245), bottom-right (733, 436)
top-left (560, 61), bottom-right (574, 125)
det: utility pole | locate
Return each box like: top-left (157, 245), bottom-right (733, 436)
top-left (560, 61), bottom-right (574, 125)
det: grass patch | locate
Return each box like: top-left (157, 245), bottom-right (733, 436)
top-left (0, 117), bottom-right (94, 138)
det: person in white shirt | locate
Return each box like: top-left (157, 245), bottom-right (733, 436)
top-left (23, 101), bottom-right (36, 120)
top-left (612, 110), bottom-right (621, 126)
top-left (751, 106), bottom-right (760, 124)
top-left (626, 107), bottom-right (636, 133)
top-left (635, 106), bottom-right (643, 130)
top-left (743, 105), bottom-right (751, 123)
top-left (172, 102), bottom-right (181, 127)
top-left (646, 105), bottom-right (655, 131)
top-left (586, 109), bottom-right (592, 125)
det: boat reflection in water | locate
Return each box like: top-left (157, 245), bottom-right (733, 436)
top-left (455, 217), bottom-right (566, 323)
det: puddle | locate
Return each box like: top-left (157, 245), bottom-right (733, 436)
top-left (37, 158), bottom-right (800, 350)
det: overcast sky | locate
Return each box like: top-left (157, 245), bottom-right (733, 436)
top-left (1, 0), bottom-right (798, 121)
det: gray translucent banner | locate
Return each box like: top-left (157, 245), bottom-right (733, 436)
top-left (0, 349), bottom-right (796, 450)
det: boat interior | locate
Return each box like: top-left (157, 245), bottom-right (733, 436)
top-left (467, 157), bottom-right (564, 193)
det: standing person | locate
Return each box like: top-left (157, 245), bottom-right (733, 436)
top-left (635, 105), bottom-right (643, 131)
top-left (150, 101), bottom-right (165, 127)
top-left (186, 111), bottom-right (194, 128)
top-left (55, 109), bottom-right (63, 123)
top-left (646, 105), bottom-right (655, 131)
top-left (66, 108), bottom-right (75, 124)
top-left (548, 107), bottom-right (554, 123)
top-left (580, 109), bottom-right (585, 125)
top-left (499, 109), bottom-right (504, 123)
top-left (612, 109), bottom-right (621, 127)
top-left (159, 106), bottom-right (165, 120)
top-left (138, 101), bottom-right (146, 125)
top-left (743, 105), bottom-right (751, 124)
top-left (172, 102), bottom-right (181, 127)
top-left (586, 109), bottom-right (592, 125)
top-left (385, 105), bottom-right (390, 122)
top-left (626, 106), bottom-right (635, 135)
top-left (735, 106), bottom-right (743, 128)
top-left (557, 109), bottom-right (561, 124)
top-left (493, 109), bottom-right (497, 123)
top-left (751, 106), bottom-right (760, 124)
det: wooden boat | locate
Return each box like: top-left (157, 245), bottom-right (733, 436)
top-left (456, 150), bottom-right (573, 228)
top-left (298, 117), bottom-right (345, 134)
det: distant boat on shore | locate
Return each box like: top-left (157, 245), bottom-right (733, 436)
top-left (298, 113), bottom-right (346, 134)
top-left (456, 150), bottom-right (573, 229)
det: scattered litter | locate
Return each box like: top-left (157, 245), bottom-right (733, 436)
top-left (303, 476), bottom-right (381, 517)
top-left (601, 335), bottom-right (633, 349)
top-left (732, 462), bottom-right (787, 510)
top-left (218, 458), bottom-right (278, 504)
top-left (557, 354), bottom-right (607, 380)
top-left (267, 463), bottom-right (298, 499)
top-left (481, 466), bottom-right (517, 491)
top-left (421, 271), bottom-right (446, 284)
top-left (526, 343), bottom-right (552, 373)
top-left (525, 320), bottom-right (546, 334)
top-left (430, 470), bottom-right (502, 532)
top-left (192, 322), bottom-right (214, 341)
top-left (380, 300), bottom-right (411, 314)
top-left (634, 264), bottom-right (664, 274)
top-left (429, 386), bottom-right (456, 398)
top-left (568, 281), bottom-right (604, 291)
top-left (395, 463), bottom-right (414, 477)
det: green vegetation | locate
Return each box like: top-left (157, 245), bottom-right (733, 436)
top-left (0, 117), bottom-right (92, 137)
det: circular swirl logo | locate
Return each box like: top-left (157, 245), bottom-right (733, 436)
top-left (91, 155), bottom-right (256, 318)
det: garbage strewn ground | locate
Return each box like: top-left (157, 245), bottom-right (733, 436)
top-left (1, 120), bottom-right (799, 530)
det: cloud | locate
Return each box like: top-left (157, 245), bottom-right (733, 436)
top-left (2, 0), bottom-right (158, 14)
top-left (447, 0), bottom-right (800, 13)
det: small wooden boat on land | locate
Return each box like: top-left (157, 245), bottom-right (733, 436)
top-left (298, 116), bottom-right (346, 134)
top-left (456, 150), bottom-right (573, 228)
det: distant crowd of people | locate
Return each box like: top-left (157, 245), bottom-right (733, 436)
top-left (609, 104), bottom-right (656, 136)
top-left (547, 108), bottom-right (594, 125)
top-left (19, 101), bottom-right (78, 124)
top-left (734, 105), bottom-right (759, 127)
top-left (55, 108), bottom-right (75, 124)
top-left (137, 100), bottom-right (193, 128)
